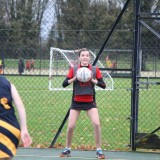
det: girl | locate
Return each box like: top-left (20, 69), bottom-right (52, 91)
top-left (0, 76), bottom-right (32, 159)
top-left (60, 48), bottom-right (106, 159)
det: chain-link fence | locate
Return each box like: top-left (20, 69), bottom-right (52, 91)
top-left (0, 0), bottom-right (159, 150)
top-left (132, 0), bottom-right (160, 150)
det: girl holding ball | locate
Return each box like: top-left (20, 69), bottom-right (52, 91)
top-left (60, 48), bottom-right (106, 159)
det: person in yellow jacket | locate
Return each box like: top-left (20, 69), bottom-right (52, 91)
top-left (106, 56), bottom-right (117, 68)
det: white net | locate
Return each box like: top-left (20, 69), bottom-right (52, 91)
top-left (49, 47), bottom-right (114, 91)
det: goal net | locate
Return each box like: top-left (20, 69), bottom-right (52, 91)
top-left (49, 47), bottom-right (114, 91)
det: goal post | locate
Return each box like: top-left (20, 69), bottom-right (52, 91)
top-left (49, 47), bottom-right (114, 91)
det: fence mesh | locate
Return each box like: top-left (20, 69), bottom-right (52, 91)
top-left (0, 0), bottom-right (159, 150)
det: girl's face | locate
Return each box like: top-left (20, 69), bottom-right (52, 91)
top-left (79, 51), bottom-right (90, 66)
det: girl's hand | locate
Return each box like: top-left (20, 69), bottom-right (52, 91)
top-left (90, 72), bottom-right (98, 84)
top-left (91, 78), bottom-right (98, 84)
top-left (73, 76), bottom-right (77, 81)
top-left (68, 76), bottom-right (77, 84)
top-left (21, 129), bottom-right (32, 147)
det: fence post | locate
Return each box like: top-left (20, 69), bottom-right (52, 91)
top-left (131, 0), bottom-right (141, 151)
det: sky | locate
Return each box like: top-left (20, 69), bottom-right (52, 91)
top-left (40, 0), bottom-right (55, 41)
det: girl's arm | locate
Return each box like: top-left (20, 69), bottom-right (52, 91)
top-left (11, 83), bottom-right (32, 147)
top-left (62, 76), bottom-right (76, 87)
top-left (91, 77), bottom-right (106, 89)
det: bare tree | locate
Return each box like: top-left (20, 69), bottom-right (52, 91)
top-left (1, 0), bottom-right (49, 57)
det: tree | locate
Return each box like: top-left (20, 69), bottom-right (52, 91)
top-left (49, 0), bottom-right (123, 49)
top-left (2, 0), bottom-right (49, 58)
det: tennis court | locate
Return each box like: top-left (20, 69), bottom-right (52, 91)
top-left (15, 148), bottom-right (160, 160)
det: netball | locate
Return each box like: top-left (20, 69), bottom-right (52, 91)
top-left (76, 67), bottom-right (92, 82)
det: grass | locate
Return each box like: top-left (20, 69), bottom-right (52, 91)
top-left (5, 75), bottom-right (160, 150)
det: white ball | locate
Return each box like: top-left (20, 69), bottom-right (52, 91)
top-left (76, 67), bottom-right (92, 82)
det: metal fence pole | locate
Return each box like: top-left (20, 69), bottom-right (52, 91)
top-left (92, 0), bottom-right (131, 66)
top-left (131, 0), bottom-right (141, 151)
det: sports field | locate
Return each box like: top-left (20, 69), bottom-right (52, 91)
top-left (5, 75), bottom-right (160, 150)
top-left (1, 0), bottom-right (160, 156)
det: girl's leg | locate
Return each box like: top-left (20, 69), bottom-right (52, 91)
top-left (66, 109), bottom-right (80, 148)
top-left (87, 108), bottom-right (101, 148)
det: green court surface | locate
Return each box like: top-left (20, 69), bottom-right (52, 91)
top-left (15, 148), bottom-right (160, 160)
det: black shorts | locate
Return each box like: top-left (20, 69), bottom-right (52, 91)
top-left (70, 100), bottom-right (97, 110)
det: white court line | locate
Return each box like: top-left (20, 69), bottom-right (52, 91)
top-left (16, 154), bottom-right (97, 159)
top-left (16, 154), bottom-right (126, 160)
